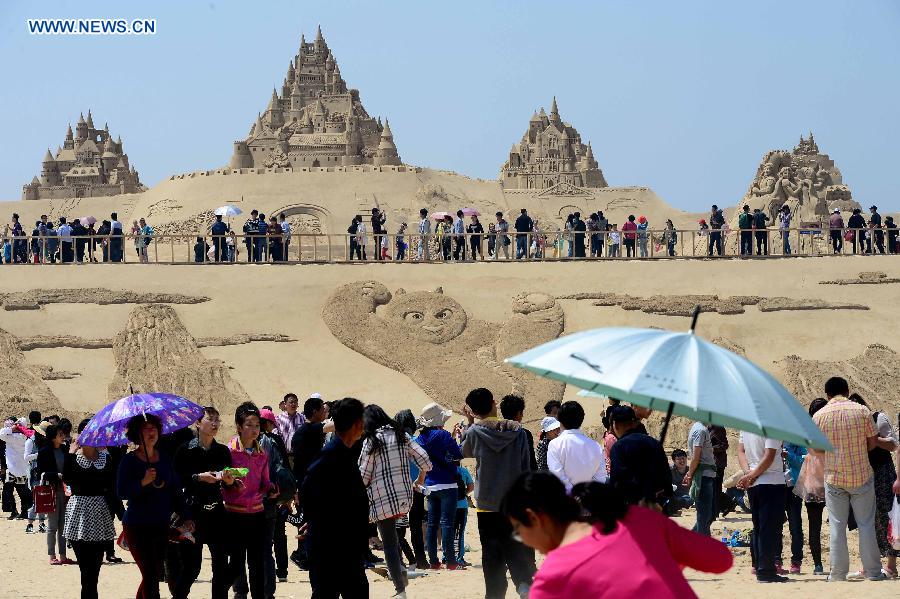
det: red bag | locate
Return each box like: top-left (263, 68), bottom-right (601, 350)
top-left (844, 230), bottom-right (854, 242)
top-left (33, 482), bottom-right (56, 514)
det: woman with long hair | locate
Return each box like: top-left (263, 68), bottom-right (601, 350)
top-left (395, 409), bottom-right (429, 570)
top-left (359, 405), bottom-right (431, 596)
top-left (37, 423), bottom-right (73, 565)
top-left (796, 398), bottom-right (828, 575)
top-left (116, 414), bottom-right (184, 599)
top-left (501, 472), bottom-right (732, 598)
top-left (24, 421), bottom-right (48, 534)
top-left (65, 419), bottom-right (122, 599)
top-left (222, 402), bottom-right (277, 599)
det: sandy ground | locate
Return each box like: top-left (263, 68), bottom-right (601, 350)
top-left (0, 257), bottom-right (898, 597)
top-left (0, 502), bottom-right (894, 599)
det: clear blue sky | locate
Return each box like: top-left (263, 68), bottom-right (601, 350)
top-left (2, 0), bottom-right (898, 212)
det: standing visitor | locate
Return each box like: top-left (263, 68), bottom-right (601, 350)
top-left (502, 473), bottom-right (733, 599)
top-left (417, 403), bottom-right (464, 570)
top-left (736, 432), bottom-right (788, 583)
top-left (753, 208), bottom-right (770, 255)
top-left (257, 213), bottom-right (269, 261)
top-left (359, 405), bottom-right (432, 597)
top-left (608, 224), bottom-right (620, 257)
top-left (587, 213), bottom-right (601, 257)
top-left (779, 205), bottom-right (792, 255)
top-left (454, 465), bottom-right (475, 567)
top-left (499, 395), bottom-right (537, 471)
top-left (596, 211), bottom-right (608, 256)
top-left (243, 210), bottom-right (259, 262)
top-left (462, 388), bottom-right (535, 598)
top-left (571, 212), bottom-right (586, 258)
top-left (536, 417), bottom-right (561, 472)
top-left (65, 419), bottom-right (122, 599)
top-left (222, 402), bottom-right (276, 599)
top-left (621, 215), bottom-right (637, 258)
top-left (779, 441), bottom-right (807, 574)
top-left (1, 418), bottom-right (32, 520)
top-left (170, 407), bottom-right (233, 599)
top-left (276, 392), bottom-right (304, 459)
top-left (71, 218), bottom-right (88, 264)
top-left (847, 208), bottom-right (866, 254)
top-left (607, 406), bottom-right (671, 509)
top-left (868, 205), bottom-right (884, 254)
top-left (886, 216), bottom-right (898, 253)
top-left (812, 377), bottom-right (884, 581)
top-left (109, 212), bottom-right (124, 262)
top-left (302, 398), bottom-right (370, 598)
top-left (708, 205), bottom-right (725, 256)
top-left (211, 214), bottom-right (229, 262)
top-left (829, 208), bottom-right (844, 254)
top-left (267, 216), bottom-right (283, 261)
top-left (486, 223), bottom-right (496, 257)
top-left (372, 208), bottom-right (386, 261)
top-left (494, 212), bottom-right (510, 260)
top-left (279, 213), bottom-right (291, 260)
top-left (709, 424), bottom-right (734, 517)
top-left (467, 215), bottom-right (483, 260)
top-left (453, 210), bottom-right (467, 260)
top-left (797, 398), bottom-right (828, 575)
top-left (395, 409), bottom-right (429, 570)
top-left (514, 208), bottom-right (533, 259)
top-left (117, 414), bottom-right (184, 599)
top-left (683, 420), bottom-right (717, 535)
top-left (256, 408), bottom-right (294, 594)
top-left (663, 219), bottom-right (677, 256)
top-left (355, 215), bottom-right (369, 260)
top-left (37, 424), bottom-right (73, 565)
top-left (417, 208), bottom-right (430, 261)
top-left (24, 420), bottom-right (48, 533)
top-left (636, 216), bottom-right (649, 257)
top-left (547, 401), bottom-right (607, 491)
top-left (58, 217), bottom-right (74, 263)
top-left (441, 215), bottom-right (453, 260)
top-left (848, 393), bottom-right (899, 576)
top-left (395, 222), bottom-right (408, 261)
top-left (738, 205), bottom-right (753, 256)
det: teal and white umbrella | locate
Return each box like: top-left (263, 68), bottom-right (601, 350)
top-left (505, 310), bottom-right (832, 451)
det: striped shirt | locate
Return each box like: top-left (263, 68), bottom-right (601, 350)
top-left (813, 397), bottom-right (876, 488)
top-left (359, 426), bottom-right (432, 522)
top-left (276, 412), bottom-right (305, 454)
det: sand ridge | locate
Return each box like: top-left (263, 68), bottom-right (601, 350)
top-left (558, 292), bottom-right (868, 316)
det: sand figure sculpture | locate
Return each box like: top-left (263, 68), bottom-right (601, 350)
top-left (323, 281), bottom-right (565, 422)
top-left (107, 304), bottom-right (251, 415)
top-left (0, 328), bottom-right (65, 416)
top-left (500, 97), bottom-right (607, 190)
top-left (22, 110), bottom-right (143, 201)
top-left (742, 133), bottom-right (859, 223)
top-left (230, 26), bottom-right (400, 170)
top-left (558, 292), bottom-right (867, 317)
top-left (820, 271), bottom-right (900, 285)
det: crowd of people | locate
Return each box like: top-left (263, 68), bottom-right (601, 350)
top-left (4, 203), bottom-right (898, 265)
top-left (1, 376), bottom-right (898, 597)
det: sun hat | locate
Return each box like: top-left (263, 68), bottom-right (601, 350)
top-left (33, 421), bottom-right (51, 436)
top-left (638, 216), bottom-right (647, 224)
top-left (258, 408), bottom-right (276, 423)
top-left (308, 392), bottom-right (322, 400)
top-left (418, 403), bottom-right (453, 428)
top-left (540, 416), bottom-right (561, 433)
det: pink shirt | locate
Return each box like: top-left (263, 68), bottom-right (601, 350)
top-left (222, 436), bottom-right (272, 514)
top-left (530, 506), bottom-right (733, 599)
top-left (621, 221), bottom-right (638, 240)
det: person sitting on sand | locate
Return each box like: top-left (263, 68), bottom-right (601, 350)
top-left (669, 449), bottom-right (693, 510)
top-left (501, 472), bottom-right (733, 599)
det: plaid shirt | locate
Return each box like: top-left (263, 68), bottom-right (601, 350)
top-left (813, 397), bottom-right (876, 488)
top-left (359, 426), bottom-right (432, 522)
top-left (276, 412), bottom-right (305, 454)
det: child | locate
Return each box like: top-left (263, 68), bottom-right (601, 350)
top-left (454, 465), bottom-right (474, 567)
top-left (227, 231), bottom-right (237, 262)
top-left (487, 223), bottom-right (496, 257)
top-left (608, 225), bottom-right (621, 257)
top-left (395, 223), bottom-right (408, 261)
top-left (2, 237), bottom-right (10, 264)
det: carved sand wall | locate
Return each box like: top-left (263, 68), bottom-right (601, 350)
top-left (322, 281), bottom-right (564, 423)
top-left (558, 292), bottom-right (867, 316)
top-left (820, 271), bottom-right (900, 285)
top-left (0, 289), bottom-right (208, 311)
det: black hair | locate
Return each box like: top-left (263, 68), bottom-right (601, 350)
top-left (215, 214), bottom-right (222, 220)
top-left (200, 406), bottom-right (220, 421)
top-left (45, 423), bottom-right (62, 443)
top-left (331, 398), bottom-right (364, 434)
top-left (824, 376), bottom-right (849, 398)
top-left (520, 208), bottom-right (527, 214)
top-left (303, 396), bottom-right (325, 418)
top-left (671, 448), bottom-right (687, 459)
top-left (557, 401), bottom-right (585, 430)
top-left (235, 401), bottom-right (261, 426)
top-left (627, 214), bottom-right (635, 222)
top-left (573, 211), bottom-right (580, 219)
top-left (457, 210), bottom-right (464, 217)
top-left (125, 414), bottom-right (162, 445)
top-left (495, 211), bottom-right (503, 218)
top-left (809, 398), bottom-right (828, 417)
top-left (28, 411), bottom-right (42, 425)
top-left (261, 405), bottom-right (273, 411)
top-left (848, 393), bottom-right (867, 408)
top-left (362, 404), bottom-right (405, 454)
top-left (420, 208), bottom-right (428, 216)
top-left (394, 409), bottom-right (417, 436)
top-left (499, 395), bottom-right (525, 420)
top-left (77, 418), bottom-right (91, 434)
top-left (543, 400), bottom-right (561, 415)
top-left (465, 388), bottom-right (494, 417)
top-left (501, 472), bottom-right (580, 527)
top-left (111, 212), bottom-right (117, 219)
top-left (59, 418), bottom-right (72, 435)
top-left (609, 405), bottom-right (636, 425)
top-left (284, 393), bottom-right (298, 402)
top-left (571, 482), bottom-right (628, 534)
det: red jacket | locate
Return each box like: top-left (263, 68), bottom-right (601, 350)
top-left (222, 436), bottom-right (272, 514)
top-left (622, 221), bottom-right (638, 240)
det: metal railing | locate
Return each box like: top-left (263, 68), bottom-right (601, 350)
top-left (0, 227), bottom-right (896, 265)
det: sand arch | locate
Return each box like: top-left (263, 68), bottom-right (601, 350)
top-left (270, 203), bottom-right (332, 231)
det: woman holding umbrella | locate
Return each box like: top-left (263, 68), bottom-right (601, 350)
top-left (117, 414), bottom-right (186, 599)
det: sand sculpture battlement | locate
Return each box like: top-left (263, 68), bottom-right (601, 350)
top-left (169, 164), bottom-right (420, 180)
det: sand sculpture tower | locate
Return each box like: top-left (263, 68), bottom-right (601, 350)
top-left (743, 133), bottom-right (859, 222)
top-left (230, 25), bottom-right (401, 170)
top-left (500, 97), bottom-right (607, 190)
top-left (22, 110), bottom-right (143, 200)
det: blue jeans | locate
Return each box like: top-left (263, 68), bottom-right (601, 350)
top-left (426, 489), bottom-right (457, 566)
top-left (455, 507), bottom-right (468, 562)
top-left (825, 479), bottom-right (882, 579)
top-left (516, 236), bottom-right (528, 259)
top-left (782, 230), bottom-right (791, 255)
top-left (692, 476), bottom-right (715, 536)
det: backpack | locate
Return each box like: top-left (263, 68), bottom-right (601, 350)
top-left (347, 220), bottom-right (359, 235)
top-left (738, 213), bottom-right (752, 229)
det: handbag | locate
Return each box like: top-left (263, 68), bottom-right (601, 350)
top-left (844, 230), bottom-right (854, 242)
top-left (792, 453), bottom-right (825, 503)
top-left (33, 476), bottom-right (57, 514)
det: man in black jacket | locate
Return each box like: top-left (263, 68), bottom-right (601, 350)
top-left (211, 214), bottom-right (229, 262)
top-left (514, 209), bottom-right (533, 259)
top-left (302, 398), bottom-right (368, 598)
top-left (608, 406), bottom-right (672, 510)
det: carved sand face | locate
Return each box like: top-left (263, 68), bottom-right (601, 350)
top-left (761, 163), bottom-right (774, 177)
top-left (778, 167), bottom-right (791, 179)
top-left (384, 291), bottom-right (466, 344)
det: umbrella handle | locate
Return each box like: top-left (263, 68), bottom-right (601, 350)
top-left (658, 402), bottom-right (675, 445)
top-left (689, 305), bottom-right (701, 333)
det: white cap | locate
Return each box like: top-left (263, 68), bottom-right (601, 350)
top-left (308, 392), bottom-right (322, 400)
top-left (541, 416), bottom-right (561, 433)
top-left (832, 207), bottom-right (840, 213)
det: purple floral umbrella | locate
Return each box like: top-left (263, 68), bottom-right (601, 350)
top-left (78, 392), bottom-right (204, 447)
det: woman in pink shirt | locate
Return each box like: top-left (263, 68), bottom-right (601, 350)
top-left (501, 472), bottom-right (732, 599)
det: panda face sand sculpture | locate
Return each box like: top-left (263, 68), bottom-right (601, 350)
top-left (323, 281), bottom-right (565, 422)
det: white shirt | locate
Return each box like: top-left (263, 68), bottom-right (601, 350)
top-left (0, 427), bottom-right (29, 478)
top-left (280, 221), bottom-right (291, 237)
top-left (419, 218), bottom-right (431, 235)
top-left (547, 429), bottom-right (608, 491)
top-left (58, 224), bottom-right (73, 242)
top-left (739, 431), bottom-right (784, 487)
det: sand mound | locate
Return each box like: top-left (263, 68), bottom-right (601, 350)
top-left (776, 344), bottom-right (900, 413)
top-left (0, 288), bottom-right (208, 311)
top-left (322, 281), bottom-right (564, 422)
top-left (820, 271), bottom-right (900, 285)
top-left (559, 292), bottom-right (866, 316)
top-left (107, 304), bottom-right (250, 416)
top-left (0, 328), bottom-right (64, 417)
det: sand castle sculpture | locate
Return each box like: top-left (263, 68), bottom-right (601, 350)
top-left (500, 97), bottom-right (606, 190)
top-left (323, 281), bottom-right (565, 422)
top-left (742, 133), bottom-right (858, 222)
top-left (229, 26), bottom-right (401, 171)
top-left (22, 110), bottom-right (143, 201)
